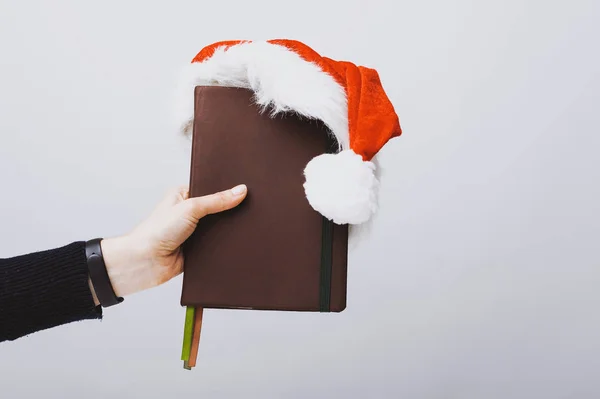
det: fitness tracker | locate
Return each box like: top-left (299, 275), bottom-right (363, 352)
top-left (85, 238), bottom-right (124, 307)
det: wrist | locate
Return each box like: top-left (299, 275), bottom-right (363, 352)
top-left (85, 237), bottom-right (125, 307)
top-left (99, 235), bottom-right (147, 298)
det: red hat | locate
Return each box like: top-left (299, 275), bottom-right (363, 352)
top-left (174, 39), bottom-right (402, 225)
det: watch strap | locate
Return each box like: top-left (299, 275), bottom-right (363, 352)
top-left (85, 238), bottom-right (123, 307)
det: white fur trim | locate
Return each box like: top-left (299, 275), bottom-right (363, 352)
top-left (303, 150), bottom-right (378, 225)
top-left (173, 41), bottom-right (349, 151)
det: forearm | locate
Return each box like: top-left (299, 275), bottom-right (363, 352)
top-left (0, 241), bottom-right (102, 342)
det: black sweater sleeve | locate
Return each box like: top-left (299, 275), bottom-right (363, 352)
top-left (0, 241), bottom-right (102, 342)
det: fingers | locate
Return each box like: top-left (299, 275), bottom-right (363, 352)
top-left (177, 185), bottom-right (190, 201)
top-left (155, 185), bottom-right (190, 211)
top-left (168, 185), bottom-right (189, 201)
top-left (183, 184), bottom-right (247, 221)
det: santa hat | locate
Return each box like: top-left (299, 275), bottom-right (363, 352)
top-left (174, 39), bottom-right (402, 225)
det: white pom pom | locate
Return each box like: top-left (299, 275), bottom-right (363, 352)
top-left (303, 149), bottom-right (378, 225)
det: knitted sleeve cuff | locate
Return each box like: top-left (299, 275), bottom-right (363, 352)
top-left (0, 241), bottom-right (102, 342)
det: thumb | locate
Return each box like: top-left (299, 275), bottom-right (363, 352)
top-left (181, 184), bottom-right (248, 221)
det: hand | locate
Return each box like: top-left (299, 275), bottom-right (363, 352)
top-left (88, 184), bottom-right (248, 305)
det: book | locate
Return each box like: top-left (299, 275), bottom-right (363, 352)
top-left (182, 85), bottom-right (348, 311)
top-left (179, 86), bottom-right (349, 368)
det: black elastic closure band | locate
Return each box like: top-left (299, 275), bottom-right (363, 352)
top-left (318, 133), bottom-right (337, 313)
top-left (319, 216), bottom-right (334, 312)
top-left (85, 238), bottom-right (123, 307)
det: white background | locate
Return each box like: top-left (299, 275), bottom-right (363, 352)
top-left (1, 0), bottom-right (599, 397)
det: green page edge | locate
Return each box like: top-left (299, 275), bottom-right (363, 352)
top-left (181, 306), bottom-right (196, 361)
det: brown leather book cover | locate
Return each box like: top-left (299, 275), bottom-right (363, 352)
top-left (181, 86), bottom-right (348, 313)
